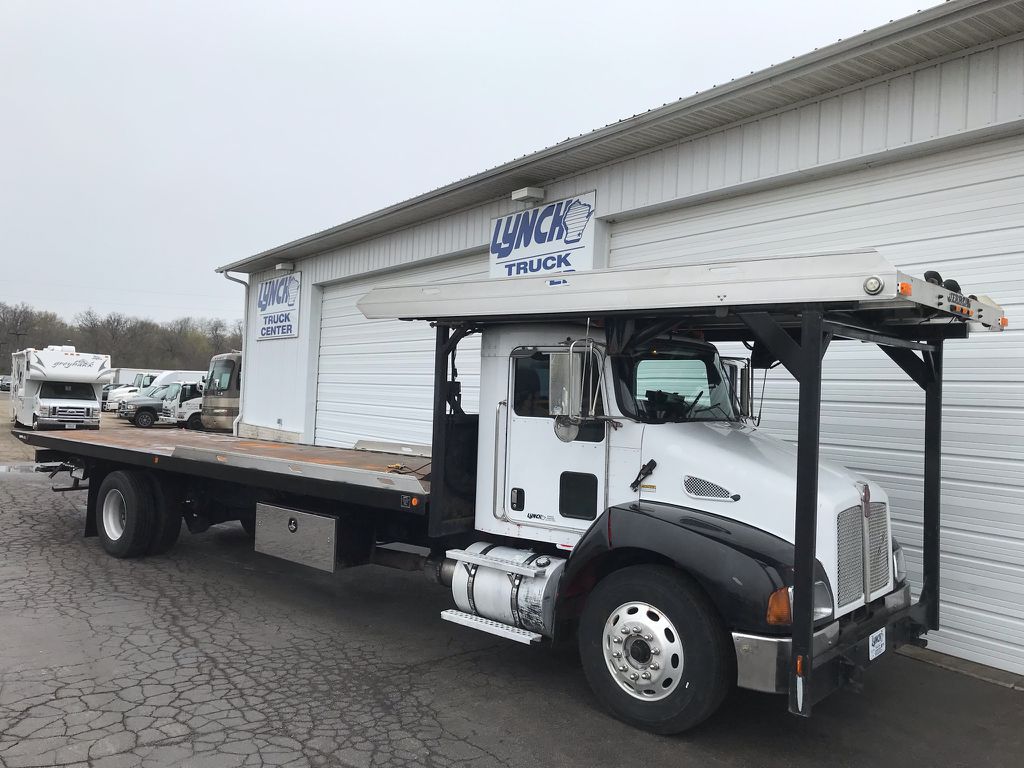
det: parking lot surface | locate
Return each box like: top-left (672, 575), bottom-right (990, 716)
top-left (0, 452), bottom-right (1021, 767)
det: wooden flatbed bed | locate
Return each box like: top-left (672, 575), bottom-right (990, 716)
top-left (13, 427), bottom-right (430, 511)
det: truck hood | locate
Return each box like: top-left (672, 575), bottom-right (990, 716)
top-left (122, 397), bottom-right (163, 408)
top-left (37, 398), bottom-right (99, 409)
top-left (639, 421), bottom-right (890, 615)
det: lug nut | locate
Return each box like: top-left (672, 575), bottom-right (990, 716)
top-left (613, 637), bottom-right (623, 644)
top-left (643, 634), bottom-right (653, 641)
top-left (612, 651), bottom-right (621, 659)
top-left (650, 647), bottom-right (660, 655)
top-left (650, 662), bottom-right (660, 670)
top-left (631, 626), bottom-right (641, 634)
top-left (641, 672), bottom-right (651, 680)
top-left (619, 665), bottom-right (627, 672)
top-left (629, 673), bottom-right (639, 681)
top-left (620, 627), bottom-right (630, 635)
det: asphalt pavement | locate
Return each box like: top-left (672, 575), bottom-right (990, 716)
top-left (0, 428), bottom-right (1021, 767)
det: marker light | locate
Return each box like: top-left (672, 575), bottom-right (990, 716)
top-left (767, 587), bottom-right (792, 625)
top-left (898, 282), bottom-right (912, 296)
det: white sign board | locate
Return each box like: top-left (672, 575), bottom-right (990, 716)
top-left (256, 272), bottom-right (301, 341)
top-left (489, 192), bottom-right (596, 279)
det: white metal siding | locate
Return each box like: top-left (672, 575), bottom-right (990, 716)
top-left (314, 256), bottom-right (486, 448)
top-left (608, 134), bottom-right (1024, 674)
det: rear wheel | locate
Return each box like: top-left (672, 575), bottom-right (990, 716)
top-left (134, 410), bottom-right (155, 428)
top-left (579, 565), bottom-right (733, 734)
top-left (96, 471), bottom-right (155, 558)
top-left (186, 413), bottom-right (203, 430)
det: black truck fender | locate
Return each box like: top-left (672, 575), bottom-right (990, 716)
top-left (554, 500), bottom-right (829, 639)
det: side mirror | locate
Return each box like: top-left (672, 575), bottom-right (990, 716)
top-left (739, 364), bottom-right (753, 420)
top-left (548, 352), bottom-right (581, 419)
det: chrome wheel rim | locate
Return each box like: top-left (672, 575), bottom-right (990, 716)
top-left (102, 489), bottom-right (127, 541)
top-left (603, 601), bottom-right (684, 701)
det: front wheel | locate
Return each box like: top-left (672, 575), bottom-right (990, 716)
top-left (185, 413), bottom-right (202, 430)
top-left (578, 565), bottom-right (733, 734)
top-left (134, 410), bottom-right (155, 428)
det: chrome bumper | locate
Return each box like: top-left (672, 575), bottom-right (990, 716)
top-left (36, 418), bottom-right (100, 429)
top-left (732, 583), bottom-right (912, 693)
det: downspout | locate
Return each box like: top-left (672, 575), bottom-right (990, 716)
top-left (221, 270), bottom-right (249, 437)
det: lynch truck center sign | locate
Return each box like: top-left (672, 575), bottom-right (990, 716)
top-left (489, 192), bottom-right (596, 279)
top-left (256, 272), bottom-right (301, 340)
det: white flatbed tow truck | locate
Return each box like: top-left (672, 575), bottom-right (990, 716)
top-left (17, 250), bottom-right (1006, 732)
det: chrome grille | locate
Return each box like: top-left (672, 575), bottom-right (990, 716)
top-left (836, 501), bottom-right (890, 607)
top-left (868, 502), bottom-right (890, 593)
top-left (684, 476), bottom-right (733, 500)
top-left (836, 506), bottom-right (864, 607)
top-left (56, 406), bottom-right (86, 417)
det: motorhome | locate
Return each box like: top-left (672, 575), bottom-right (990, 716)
top-left (200, 352), bottom-right (241, 432)
top-left (9, 346), bottom-right (112, 430)
top-left (16, 253), bottom-right (1008, 732)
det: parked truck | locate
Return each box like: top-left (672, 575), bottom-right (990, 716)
top-left (199, 351), bottom-right (241, 432)
top-left (10, 346), bottom-right (112, 430)
top-left (15, 252), bottom-right (1007, 732)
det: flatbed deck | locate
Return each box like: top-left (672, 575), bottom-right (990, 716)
top-left (13, 428), bottom-right (430, 510)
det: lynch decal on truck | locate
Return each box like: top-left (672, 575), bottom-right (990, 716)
top-left (489, 192), bottom-right (596, 279)
top-left (256, 273), bottom-right (301, 340)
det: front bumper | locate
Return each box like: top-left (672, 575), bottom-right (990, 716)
top-left (36, 417), bottom-right (101, 429)
top-left (733, 583), bottom-right (916, 694)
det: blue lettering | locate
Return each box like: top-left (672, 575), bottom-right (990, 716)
top-left (534, 203), bottom-right (555, 241)
top-left (556, 253), bottom-right (571, 268)
top-left (490, 214), bottom-right (520, 259)
top-left (547, 201), bottom-right (567, 242)
top-left (514, 209), bottom-right (538, 250)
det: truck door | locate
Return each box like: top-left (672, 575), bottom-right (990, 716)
top-left (503, 349), bottom-right (607, 531)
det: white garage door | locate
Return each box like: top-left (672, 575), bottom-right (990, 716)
top-left (609, 135), bottom-right (1024, 674)
top-left (315, 255), bottom-right (486, 448)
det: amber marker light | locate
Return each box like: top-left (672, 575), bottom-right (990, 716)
top-left (898, 282), bottom-right (913, 296)
top-left (766, 586), bottom-right (793, 625)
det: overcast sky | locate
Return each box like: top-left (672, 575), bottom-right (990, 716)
top-left (1, 0), bottom-right (931, 322)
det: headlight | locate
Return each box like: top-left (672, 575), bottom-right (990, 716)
top-left (767, 580), bottom-right (834, 625)
top-left (893, 543), bottom-right (907, 584)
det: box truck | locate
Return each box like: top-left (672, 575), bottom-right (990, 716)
top-left (16, 251), bottom-right (1007, 732)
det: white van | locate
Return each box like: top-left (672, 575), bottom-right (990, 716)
top-left (10, 346), bottom-right (113, 430)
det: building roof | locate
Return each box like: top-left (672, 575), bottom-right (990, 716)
top-left (219, 0), bottom-right (1024, 275)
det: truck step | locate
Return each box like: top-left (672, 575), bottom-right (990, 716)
top-left (446, 549), bottom-right (547, 577)
top-left (440, 610), bottom-right (542, 645)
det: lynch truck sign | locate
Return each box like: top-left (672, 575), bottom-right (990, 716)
top-left (489, 192), bottom-right (596, 279)
top-left (256, 272), bottom-right (301, 340)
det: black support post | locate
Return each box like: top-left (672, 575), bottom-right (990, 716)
top-left (428, 324), bottom-right (451, 537)
top-left (921, 341), bottom-right (944, 630)
top-left (789, 308), bottom-right (824, 717)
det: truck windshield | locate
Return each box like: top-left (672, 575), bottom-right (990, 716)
top-left (614, 344), bottom-right (737, 423)
top-left (143, 385), bottom-right (167, 398)
top-left (206, 359), bottom-right (236, 393)
top-left (39, 382), bottom-right (95, 400)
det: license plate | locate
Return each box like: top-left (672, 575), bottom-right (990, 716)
top-left (868, 628), bottom-right (886, 661)
top-left (65, 424), bottom-right (77, 430)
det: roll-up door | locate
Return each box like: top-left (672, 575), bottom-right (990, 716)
top-left (608, 136), bottom-right (1024, 674)
top-left (315, 255), bottom-right (486, 448)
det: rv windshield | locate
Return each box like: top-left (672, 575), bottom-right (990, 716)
top-left (206, 359), bottom-right (236, 393)
top-left (614, 343), bottom-right (737, 423)
top-left (39, 382), bottom-right (96, 401)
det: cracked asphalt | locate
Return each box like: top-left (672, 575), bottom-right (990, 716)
top-left (0, 469), bottom-right (1022, 768)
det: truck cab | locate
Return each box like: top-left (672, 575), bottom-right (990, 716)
top-left (158, 382), bottom-right (204, 429)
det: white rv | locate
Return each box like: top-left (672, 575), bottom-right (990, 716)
top-left (9, 346), bottom-right (112, 430)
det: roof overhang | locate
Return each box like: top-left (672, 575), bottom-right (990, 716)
top-left (219, 0), bottom-right (1024, 275)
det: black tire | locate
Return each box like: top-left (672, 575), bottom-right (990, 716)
top-left (95, 471), bottom-right (156, 558)
top-left (578, 565), bottom-right (733, 734)
top-left (185, 413), bottom-right (203, 430)
top-left (144, 473), bottom-right (182, 555)
top-left (134, 410), bottom-right (155, 428)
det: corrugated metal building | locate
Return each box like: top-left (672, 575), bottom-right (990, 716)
top-left (219, 0), bottom-right (1024, 674)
